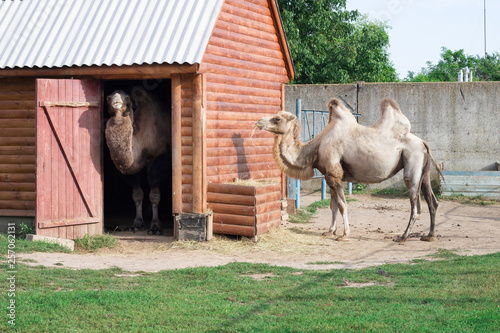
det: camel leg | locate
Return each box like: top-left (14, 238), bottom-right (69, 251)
top-left (325, 166), bottom-right (350, 241)
top-left (420, 168), bottom-right (439, 242)
top-left (131, 184), bottom-right (144, 233)
top-left (148, 186), bottom-right (162, 235)
top-left (322, 194), bottom-right (338, 236)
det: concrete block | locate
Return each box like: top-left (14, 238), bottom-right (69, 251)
top-left (25, 234), bottom-right (75, 251)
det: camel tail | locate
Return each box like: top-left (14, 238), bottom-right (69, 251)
top-left (423, 141), bottom-right (445, 182)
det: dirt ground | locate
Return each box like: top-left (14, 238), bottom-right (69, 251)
top-left (20, 193), bottom-right (500, 272)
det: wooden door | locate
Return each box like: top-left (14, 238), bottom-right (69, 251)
top-left (36, 79), bottom-right (103, 239)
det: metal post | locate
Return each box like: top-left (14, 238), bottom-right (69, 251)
top-left (295, 99), bottom-right (302, 208)
top-left (348, 182), bottom-right (352, 195)
top-left (322, 178), bottom-right (327, 200)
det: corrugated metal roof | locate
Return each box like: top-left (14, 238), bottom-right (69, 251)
top-left (0, 0), bottom-right (224, 69)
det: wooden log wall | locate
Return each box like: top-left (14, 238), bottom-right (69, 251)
top-left (200, 0), bottom-right (290, 185)
top-left (0, 78), bottom-right (36, 217)
top-left (207, 182), bottom-right (281, 237)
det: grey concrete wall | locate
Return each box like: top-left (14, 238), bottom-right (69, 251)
top-left (285, 82), bottom-right (500, 188)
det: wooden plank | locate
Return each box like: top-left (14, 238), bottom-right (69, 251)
top-left (208, 192), bottom-right (255, 206)
top-left (207, 137), bottom-right (274, 148)
top-left (206, 129), bottom-right (270, 139)
top-left (40, 101), bottom-right (99, 108)
top-left (207, 154), bottom-right (274, 167)
top-left (171, 74), bottom-right (183, 214)
top-left (0, 109), bottom-right (36, 119)
top-left (206, 146), bottom-right (273, 157)
top-left (208, 183), bottom-right (257, 196)
top-left (255, 210), bottom-right (282, 225)
top-left (207, 170), bottom-right (282, 184)
top-left (200, 61), bottom-right (289, 83)
top-left (0, 182), bottom-right (35, 191)
top-left (0, 191), bottom-right (35, 201)
top-left (208, 202), bottom-right (255, 216)
top-left (206, 89), bottom-right (281, 106)
top-left (0, 200), bottom-right (35, 210)
top-left (0, 63), bottom-right (198, 78)
top-left (0, 119), bottom-right (36, 128)
top-left (207, 162), bottom-right (277, 176)
top-left (0, 90), bottom-right (35, 100)
top-left (256, 219), bottom-right (281, 235)
top-left (255, 191), bottom-right (282, 205)
top-left (205, 72), bottom-right (282, 91)
top-left (219, 6), bottom-right (275, 33)
top-left (207, 100), bottom-right (280, 113)
top-left (256, 201), bottom-right (281, 215)
top-left (0, 173), bottom-right (35, 182)
top-left (213, 213), bottom-right (255, 226)
top-left (0, 155), bottom-right (35, 164)
top-left (0, 100), bottom-right (35, 109)
top-left (225, 0), bottom-right (270, 16)
top-left (0, 209), bottom-right (35, 217)
top-left (210, 27), bottom-right (281, 53)
top-left (213, 223), bottom-right (255, 237)
top-left (0, 128), bottom-right (36, 138)
top-left (0, 164), bottom-right (36, 173)
top-left (38, 218), bottom-right (100, 229)
top-left (206, 80), bottom-right (281, 99)
top-left (0, 137), bottom-right (35, 146)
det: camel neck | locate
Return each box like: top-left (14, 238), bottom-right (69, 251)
top-left (105, 115), bottom-right (136, 174)
top-left (273, 120), bottom-right (317, 180)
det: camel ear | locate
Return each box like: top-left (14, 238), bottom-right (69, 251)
top-left (281, 112), bottom-right (296, 122)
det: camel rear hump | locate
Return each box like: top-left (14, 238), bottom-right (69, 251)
top-left (373, 97), bottom-right (411, 139)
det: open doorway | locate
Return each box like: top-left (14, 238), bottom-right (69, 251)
top-left (102, 79), bottom-right (173, 236)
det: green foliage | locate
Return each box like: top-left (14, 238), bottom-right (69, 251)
top-left (278, 0), bottom-right (397, 83)
top-left (289, 199), bottom-right (330, 223)
top-left (74, 234), bottom-right (118, 253)
top-left (1, 253), bottom-right (499, 332)
top-left (405, 47), bottom-right (500, 82)
top-left (17, 222), bottom-right (34, 238)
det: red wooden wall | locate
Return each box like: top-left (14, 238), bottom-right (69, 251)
top-left (200, 0), bottom-right (290, 185)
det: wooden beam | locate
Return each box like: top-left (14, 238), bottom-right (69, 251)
top-left (171, 74), bottom-right (183, 214)
top-left (192, 73), bottom-right (206, 214)
top-left (0, 63), bottom-right (198, 78)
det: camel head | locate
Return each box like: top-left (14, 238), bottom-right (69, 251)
top-left (254, 111), bottom-right (297, 135)
top-left (107, 90), bottom-right (132, 117)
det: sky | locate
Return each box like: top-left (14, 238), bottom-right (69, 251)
top-left (345, 0), bottom-right (500, 79)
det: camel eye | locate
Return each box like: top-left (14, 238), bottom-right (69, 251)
top-left (273, 117), bottom-right (281, 123)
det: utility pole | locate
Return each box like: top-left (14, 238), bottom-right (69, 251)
top-left (484, 0), bottom-right (487, 57)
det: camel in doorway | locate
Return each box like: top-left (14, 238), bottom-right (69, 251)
top-left (255, 98), bottom-right (443, 242)
top-left (105, 88), bottom-right (170, 235)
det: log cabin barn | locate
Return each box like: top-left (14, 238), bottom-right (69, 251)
top-left (0, 0), bottom-right (294, 240)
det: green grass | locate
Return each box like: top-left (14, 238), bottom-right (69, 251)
top-left (0, 234), bottom-right (71, 254)
top-left (74, 233), bottom-right (118, 253)
top-left (1, 253), bottom-right (499, 332)
top-left (289, 199), bottom-right (330, 223)
top-left (443, 193), bottom-right (497, 206)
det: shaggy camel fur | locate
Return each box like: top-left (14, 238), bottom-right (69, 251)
top-left (255, 97), bottom-right (443, 242)
top-left (106, 88), bottom-right (170, 235)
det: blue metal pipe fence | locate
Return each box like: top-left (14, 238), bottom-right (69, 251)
top-left (289, 99), bottom-right (361, 208)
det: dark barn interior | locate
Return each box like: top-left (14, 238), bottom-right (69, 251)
top-left (102, 79), bottom-right (173, 235)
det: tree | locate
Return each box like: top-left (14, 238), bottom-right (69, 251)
top-left (278, 0), bottom-right (397, 84)
top-left (405, 47), bottom-right (500, 82)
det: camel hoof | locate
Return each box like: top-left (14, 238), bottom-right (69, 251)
top-left (420, 236), bottom-right (434, 242)
top-left (322, 231), bottom-right (334, 236)
top-left (336, 236), bottom-right (349, 241)
top-left (131, 226), bottom-right (138, 233)
top-left (147, 226), bottom-right (162, 235)
top-left (393, 236), bottom-right (407, 243)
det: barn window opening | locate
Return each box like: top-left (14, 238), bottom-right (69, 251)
top-left (102, 79), bottom-right (173, 236)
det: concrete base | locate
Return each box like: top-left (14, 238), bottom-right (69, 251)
top-left (25, 234), bottom-right (75, 251)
